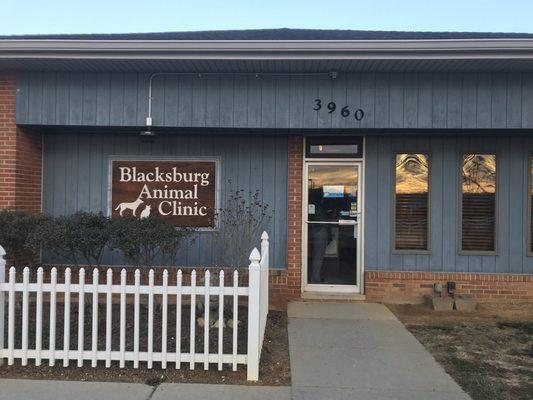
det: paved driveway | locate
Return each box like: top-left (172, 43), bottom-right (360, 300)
top-left (288, 302), bottom-right (471, 400)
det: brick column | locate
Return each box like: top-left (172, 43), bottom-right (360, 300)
top-left (268, 135), bottom-right (304, 308)
top-left (286, 135), bottom-right (303, 298)
top-left (0, 75), bottom-right (42, 214)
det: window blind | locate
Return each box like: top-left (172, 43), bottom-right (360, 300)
top-left (461, 154), bottom-right (497, 252)
top-left (394, 154), bottom-right (429, 251)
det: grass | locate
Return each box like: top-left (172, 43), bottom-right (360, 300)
top-left (447, 352), bottom-right (502, 399)
top-left (497, 322), bottom-right (533, 335)
top-left (388, 303), bottom-right (533, 400)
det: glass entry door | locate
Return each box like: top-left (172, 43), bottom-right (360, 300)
top-left (304, 162), bottom-right (362, 292)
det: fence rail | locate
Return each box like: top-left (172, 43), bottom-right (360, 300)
top-left (0, 232), bottom-right (270, 381)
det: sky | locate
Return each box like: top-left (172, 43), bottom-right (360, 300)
top-left (2, 0), bottom-right (532, 36)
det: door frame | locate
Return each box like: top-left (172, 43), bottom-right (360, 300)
top-left (301, 159), bottom-right (365, 294)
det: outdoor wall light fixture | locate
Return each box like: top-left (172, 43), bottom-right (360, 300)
top-left (140, 129), bottom-right (155, 137)
top-left (139, 129), bottom-right (156, 143)
top-left (140, 115), bottom-right (155, 140)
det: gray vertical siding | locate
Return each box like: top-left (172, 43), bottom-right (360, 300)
top-left (23, 69), bottom-right (533, 275)
top-left (42, 132), bottom-right (288, 269)
top-left (16, 72), bottom-right (533, 130)
top-left (364, 135), bottom-right (533, 274)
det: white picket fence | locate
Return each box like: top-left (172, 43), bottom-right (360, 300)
top-left (0, 231), bottom-right (270, 381)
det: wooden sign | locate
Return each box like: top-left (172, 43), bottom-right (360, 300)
top-left (110, 159), bottom-right (217, 228)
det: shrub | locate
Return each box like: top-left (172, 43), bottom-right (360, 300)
top-left (34, 211), bottom-right (113, 268)
top-left (0, 210), bottom-right (191, 268)
top-left (110, 216), bottom-right (190, 267)
top-left (0, 210), bottom-right (47, 266)
top-left (212, 183), bottom-right (273, 268)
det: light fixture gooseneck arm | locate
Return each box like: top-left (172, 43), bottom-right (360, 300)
top-left (145, 71), bottom-right (336, 128)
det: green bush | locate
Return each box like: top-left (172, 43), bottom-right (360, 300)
top-left (0, 210), bottom-right (192, 268)
top-left (110, 215), bottom-right (190, 267)
top-left (34, 211), bottom-right (113, 268)
top-left (0, 210), bottom-right (47, 266)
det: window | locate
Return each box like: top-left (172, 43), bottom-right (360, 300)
top-left (461, 154), bottom-right (497, 253)
top-left (305, 136), bottom-right (363, 158)
top-left (394, 154), bottom-right (430, 251)
top-left (529, 155), bottom-right (533, 255)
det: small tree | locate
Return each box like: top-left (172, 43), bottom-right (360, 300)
top-left (34, 211), bottom-right (113, 268)
top-left (212, 183), bottom-right (273, 268)
top-left (110, 216), bottom-right (188, 267)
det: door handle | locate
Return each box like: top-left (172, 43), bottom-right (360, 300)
top-left (338, 219), bottom-right (356, 225)
top-left (338, 219), bottom-right (358, 238)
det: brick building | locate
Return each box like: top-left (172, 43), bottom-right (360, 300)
top-left (1, 29), bottom-right (533, 305)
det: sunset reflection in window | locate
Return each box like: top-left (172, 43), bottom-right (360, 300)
top-left (394, 154), bottom-right (429, 251)
top-left (461, 154), bottom-right (497, 252)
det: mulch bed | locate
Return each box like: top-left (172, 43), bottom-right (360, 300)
top-left (0, 299), bottom-right (290, 386)
top-left (389, 303), bottom-right (533, 400)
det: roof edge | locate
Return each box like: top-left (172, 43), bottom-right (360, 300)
top-left (1, 38), bottom-right (533, 60)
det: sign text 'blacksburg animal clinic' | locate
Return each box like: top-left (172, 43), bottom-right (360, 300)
top-left (111, 160), bottom-right (216, 227)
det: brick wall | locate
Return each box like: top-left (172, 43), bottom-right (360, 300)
top-left (365, 270), bottom-right (533, 303)
top-left (0, 75), bottom-right (42, 266)
top-left (0, 75), bottom-right (42, 214)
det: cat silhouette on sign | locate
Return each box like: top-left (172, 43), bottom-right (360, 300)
top-left (139, 204), bottom-right (152, 219)
top-left (115, 197), bottom-right (144, 216)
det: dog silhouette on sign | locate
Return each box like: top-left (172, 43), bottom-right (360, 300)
top-left (115, 197), bottom-right (144, 216)
top-left (139, 204), bottom-right (151, 219)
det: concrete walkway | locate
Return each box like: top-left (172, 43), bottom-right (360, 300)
top-left (0, 380), bottom-right (291, 400)
top-left (288, 302), bottom-right (471, 400)
top-left (0, 302), bottom-right (470, 400)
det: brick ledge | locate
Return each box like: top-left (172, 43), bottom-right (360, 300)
top-left (365, 270), bottom-right (533, 283)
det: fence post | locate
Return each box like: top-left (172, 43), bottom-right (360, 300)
top-left (261, 231), bottom-right (269, 268)
top-left (0, 246), bottom-right (5, 366)
top-left (260, 231), bottom-right (269, 347)
top-left (247, 247), bottom-right (261, 381)
top-left (260, 231), bottom-right (269, 311)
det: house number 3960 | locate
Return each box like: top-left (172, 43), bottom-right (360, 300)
top-left (313, 99), bottom-right (364, 121)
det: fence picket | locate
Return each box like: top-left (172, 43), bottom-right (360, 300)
top-left (147, 269), bottom-right (154, 369)
top-left (175, 270), bottom-right (182, 369)
top-left (7, 267), bottom-right (15, 365)
top-left (63, 268), bottom-right (71, 367)
top-left (49, 267), bottom-right (57, 366)
top-left (218, 270), bottom-right (224, 371)
top-left (0, 250), bottom-right (4, 367)
top-left (91, 269), bottom-right (99, 367)
top-left (77, 268), bottom-right (85, 367)
top-left (105, 268), bottom-right (112, 368)
top-left (232, 270), bottom-right (238, 371)
top-left (161, 269), bottom-right (168, 369)
top-left (190, 270), bottom-right (196, 370)
top-left (21, 267), bottom-right (29, 366)
top-left (204, 270), bottom-right (210, 370)
top-left (35, 267), bottom-right (43, 366)
top-left (134, 269), bottom-right (140, 368)
top-left (119, 269), bottom-right (126, 368)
